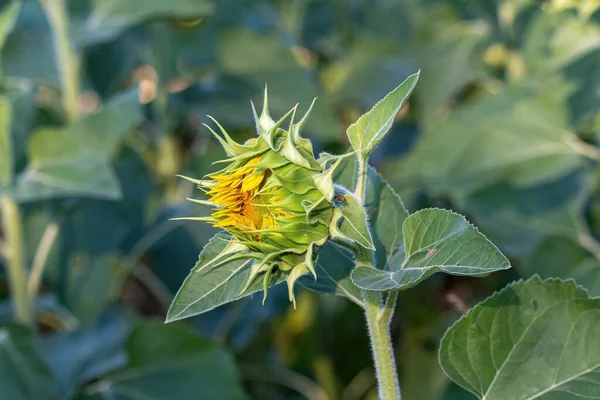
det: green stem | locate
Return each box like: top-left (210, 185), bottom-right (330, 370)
top-left (1, 197), bottom-right (33, 327)
top-left (355, 156), bottom-right (368, 202)
top-left (354, 156), bottom-right (401, 399)
top-left (28, 221), bottom-right (60, 302)
top-left (39, 0), bottom-right (79, 121)
top-left (363, 291), bottom-right (400, 399)
top-left (379, 290), bottom-right (399, 324)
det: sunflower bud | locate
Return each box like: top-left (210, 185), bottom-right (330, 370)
top-left (179, 88), bottom-right (340, 305)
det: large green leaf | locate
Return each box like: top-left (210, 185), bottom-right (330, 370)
top-left (11, 128), bottom-right (121, 202)
top-left (439, 276), bottom-right (600, 400)
top-left (7, 89), bottom-right (142, 202)
top-left (346, 71), bottom-right (419, 158)
top-left (81, 321), bottom-right (247, 400)
top-left (0, 325), bottom-right (60, 400)
top-left (352, 209), bottom-right (510, 291)
top-left (166, 233), bottom-right (284, 322)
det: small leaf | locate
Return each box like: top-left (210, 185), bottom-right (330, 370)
top-left (0, 325), bottom-right (60, 400)
top-left (346, 71), bottom-right (419, 158)
top-left (439, 275), bottom-right (600, 400)
top-left (352, 208), bottom-right (510, 291)
top-left (330, 186), bottom-right (375, 250)
top-left (166, 233), bottom-right (284, 322)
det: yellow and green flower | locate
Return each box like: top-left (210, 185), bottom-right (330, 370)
top-left (177, 89), bottom-right (342, 305)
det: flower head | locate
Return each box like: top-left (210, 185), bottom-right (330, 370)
top-left (178, 88), bottom-right (340, 305)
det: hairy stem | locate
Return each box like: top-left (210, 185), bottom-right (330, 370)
top-left (39, 0), bottom-right (80, 121)
top-left (364, 291), bottom-right (400, 399)
top-left (1, 197), bottom-right (33, 326)
top-left (355, 156), bottom-right (368, 202)
top-left (379, 290), bottom-right (399, 324)
top-left (355, 156), bottom-right (401, 399)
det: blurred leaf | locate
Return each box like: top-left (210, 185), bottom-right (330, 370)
top-left (0, 325), bottom-right (60, 400)
top-left (42, 309), bottom-right (133, 398)
top-left (81, 320), bottom-right (247, 400)
top-left (564, 48), bottom-right (600, 127)
top-left (346, 71), bottom-right (419, 158)
top-left (67, 88), bottom-right (143, 160)
top-left (219, 29), bottom-right (339, 138)
top-left (461, 171), bottom-right (590, 260)
top-left (522, 11), bottom-right (600, 74)
top-left (399, 329), bottom-right (448, 400)
top-left (1, 78), bottom-right (35, 169)
top-left (11, 128), bottom-right (121, 202)
top-left (3, 89), bottom-right (140, 201)
top-left (2, 2), bottom-right (57, 83)
top-left (74, 0), bottom-right (214, 46)
top-left (166, 233), bottom-right (284, 322)
top-left (0, 1), bottom-right (20, 51)
top-left (526, 237), bottom-right (600, 297)
top-left (0, 293), bottom-right (75, 326)
top-left (65, 255), bottom-right (119, 324)
top-left (417, 22), bottom-right (488, 127)
top-left (395, 82), bottom-right (587, 195)
top-left (440, 276), bottom-right (600, 400)
top-left (321, 39), bottom-right (416, 107)
top-left (127, 320), bottom-right (213, 366)
top-left (353, 209), bottom-right (510, 291)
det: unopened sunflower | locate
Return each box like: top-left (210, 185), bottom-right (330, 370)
top-left (177, 89), bottom-right (343, 305)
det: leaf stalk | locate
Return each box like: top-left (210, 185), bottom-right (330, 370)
top-left (1, 196), bottom-right (33, 327)
top-left (39, 0), bottom-right (80, 121)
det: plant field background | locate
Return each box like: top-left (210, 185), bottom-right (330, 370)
top-left (0, 0), bottom-right (599, 399)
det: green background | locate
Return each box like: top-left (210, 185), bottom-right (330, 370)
top-left (0, 0), bottom-right (599, 399)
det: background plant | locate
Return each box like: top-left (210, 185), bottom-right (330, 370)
top-left (0, 0), bottom-right (599, 399)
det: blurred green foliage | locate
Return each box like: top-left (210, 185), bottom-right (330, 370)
top-left (0, 0), bottom-right (599, 399)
